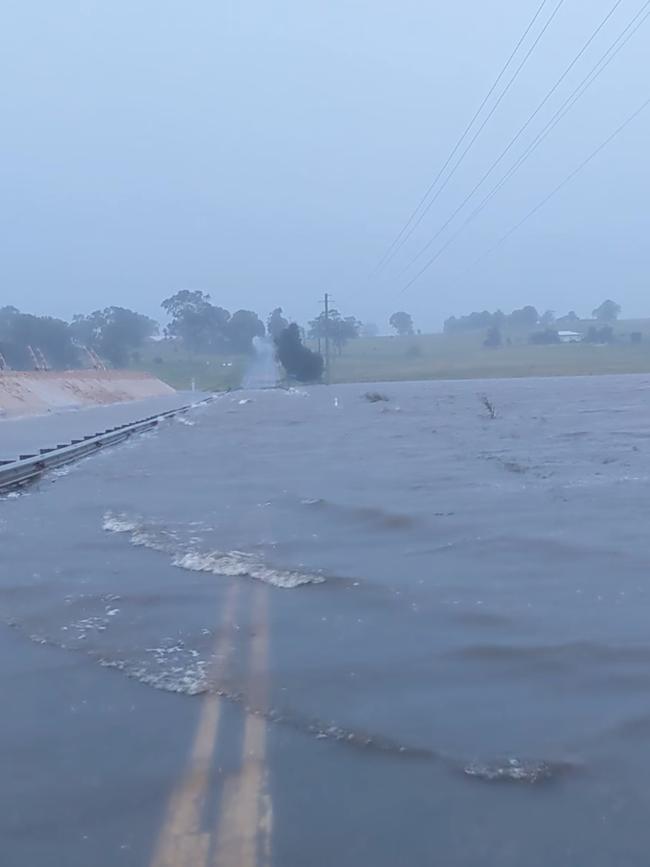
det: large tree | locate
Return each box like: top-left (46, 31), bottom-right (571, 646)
top-left (539, 310), bottom-right (556, 327)
top-left (592, 299), bottom-right (621, 322)
top-left (161, 290), bottom-right (230, 352)
top-left (0, 306), bottom-right (79, 369)
top-left (389, 311), bottom-right (414, 336)
top-left (308, 309), bottom-right (361, 354)
top-left (509, 306), bottom-right (539, 328)
top-left (71, 307), bottom-right (158, 367)
top-left (228, 309), bottom-right (265, 353)
top-left (161, 291), bottom-right (265, 353)
top-left (267, 307), bottom-right (289, 340)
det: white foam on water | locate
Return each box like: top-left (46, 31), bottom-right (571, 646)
top-left (99, 657), bottom-right (209, 695)
top-left (130, 528), bottom-right (168, 551)
top-left (101, 512), bottom-right (323, 589)
top-left (50, 464), bottom-right (74, 479)
top-left (63, 616), bottom-right (110, 640)
top-left (103, 513), bottom-right (178, 553)
top-left (173, 549), bottom-right (325, 589)
top-left (99, 636), bottom-right (212, 695)
top-left (462, 757), bottom-right (567, 784)
top-left (102, 511), bottom-right (140, 533)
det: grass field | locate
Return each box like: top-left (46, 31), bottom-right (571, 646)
top-left (321, 330), bottom-right (650, 384)
top-left (132, 345), bottom-right (249, 391)
top-left (133, 320), bottom-right (650, 391)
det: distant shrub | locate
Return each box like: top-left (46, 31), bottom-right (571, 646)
top-left (585, 326), bottom-right (614, 344)
top-left (405, 345), bottom-right (422, 358)
top-left (364, 391), bottom-right (389, 403)
top-left (529, 329), bottom-right (560, 345)
top-left (483, 325), bottom-right (502, 348)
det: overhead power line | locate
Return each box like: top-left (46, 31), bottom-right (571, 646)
top-left (396, 0), bottom-right (650, 293)
top-left (399, 93), bottom-right (650, 295)
top-left (399, 0), bottom-right (626, 280)
top-left (460, 0), bottom-right (650, 241)
top-left (382, 0), bottom-right (568, 270)
top-left (373, 0), bottom-right (555, 272)
top-left (467, 95), bottom-right (650, 271)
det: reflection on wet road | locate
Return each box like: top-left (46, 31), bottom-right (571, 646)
top-left (152, 583), bottom-right (271, 867)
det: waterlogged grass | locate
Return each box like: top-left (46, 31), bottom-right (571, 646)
top-left (323, 333), bottom-right (650, 384)
top-left (133, 327), bottom-right (650, 391)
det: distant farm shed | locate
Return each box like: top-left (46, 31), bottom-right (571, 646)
top-left (557, 331), bottom-right (583, 343)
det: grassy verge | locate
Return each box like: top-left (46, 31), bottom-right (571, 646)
top-left (133, 329), bottom-right (650, 391)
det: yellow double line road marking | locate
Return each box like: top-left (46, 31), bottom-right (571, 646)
top-left (151, 582), bottom-right (271, 867)
top-left (151, 582), bottom-right (239, 867)
top-left (213, 587), bottom-right (272, 867)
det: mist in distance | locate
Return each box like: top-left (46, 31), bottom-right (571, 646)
top-left (0, 0), bottom-right (648, 331)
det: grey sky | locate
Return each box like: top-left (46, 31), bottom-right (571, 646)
top-left (1, 0), bottom-right (648, 331)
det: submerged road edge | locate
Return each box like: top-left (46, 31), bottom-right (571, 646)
top-left (0, 396), bottom-right (215, 493)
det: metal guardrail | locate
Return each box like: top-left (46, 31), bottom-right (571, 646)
top-left (0, 398), bottom-right (213, 494)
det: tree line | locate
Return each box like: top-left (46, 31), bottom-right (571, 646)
top-left (0, 290), bottom-right (418, 372)
top-left (0, 305), bottom-right (157, 370)
top-left (445, 300), bottom-right (622, 336)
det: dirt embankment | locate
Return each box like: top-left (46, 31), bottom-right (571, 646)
top-left (0, 371), bottom-right (175, 418)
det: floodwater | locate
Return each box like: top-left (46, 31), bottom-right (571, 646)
top-left (0, 392), bottom-right (196, 460)
top-left (3, 375), bottom-right (650, 866)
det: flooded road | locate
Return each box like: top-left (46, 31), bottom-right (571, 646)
top-left (3, 375), bottom-right (650, 865)
top-left (0, 393), bottom-right (196, 461)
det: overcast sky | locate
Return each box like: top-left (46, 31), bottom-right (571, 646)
top-left (1, 0), bottom-right (648, 331)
